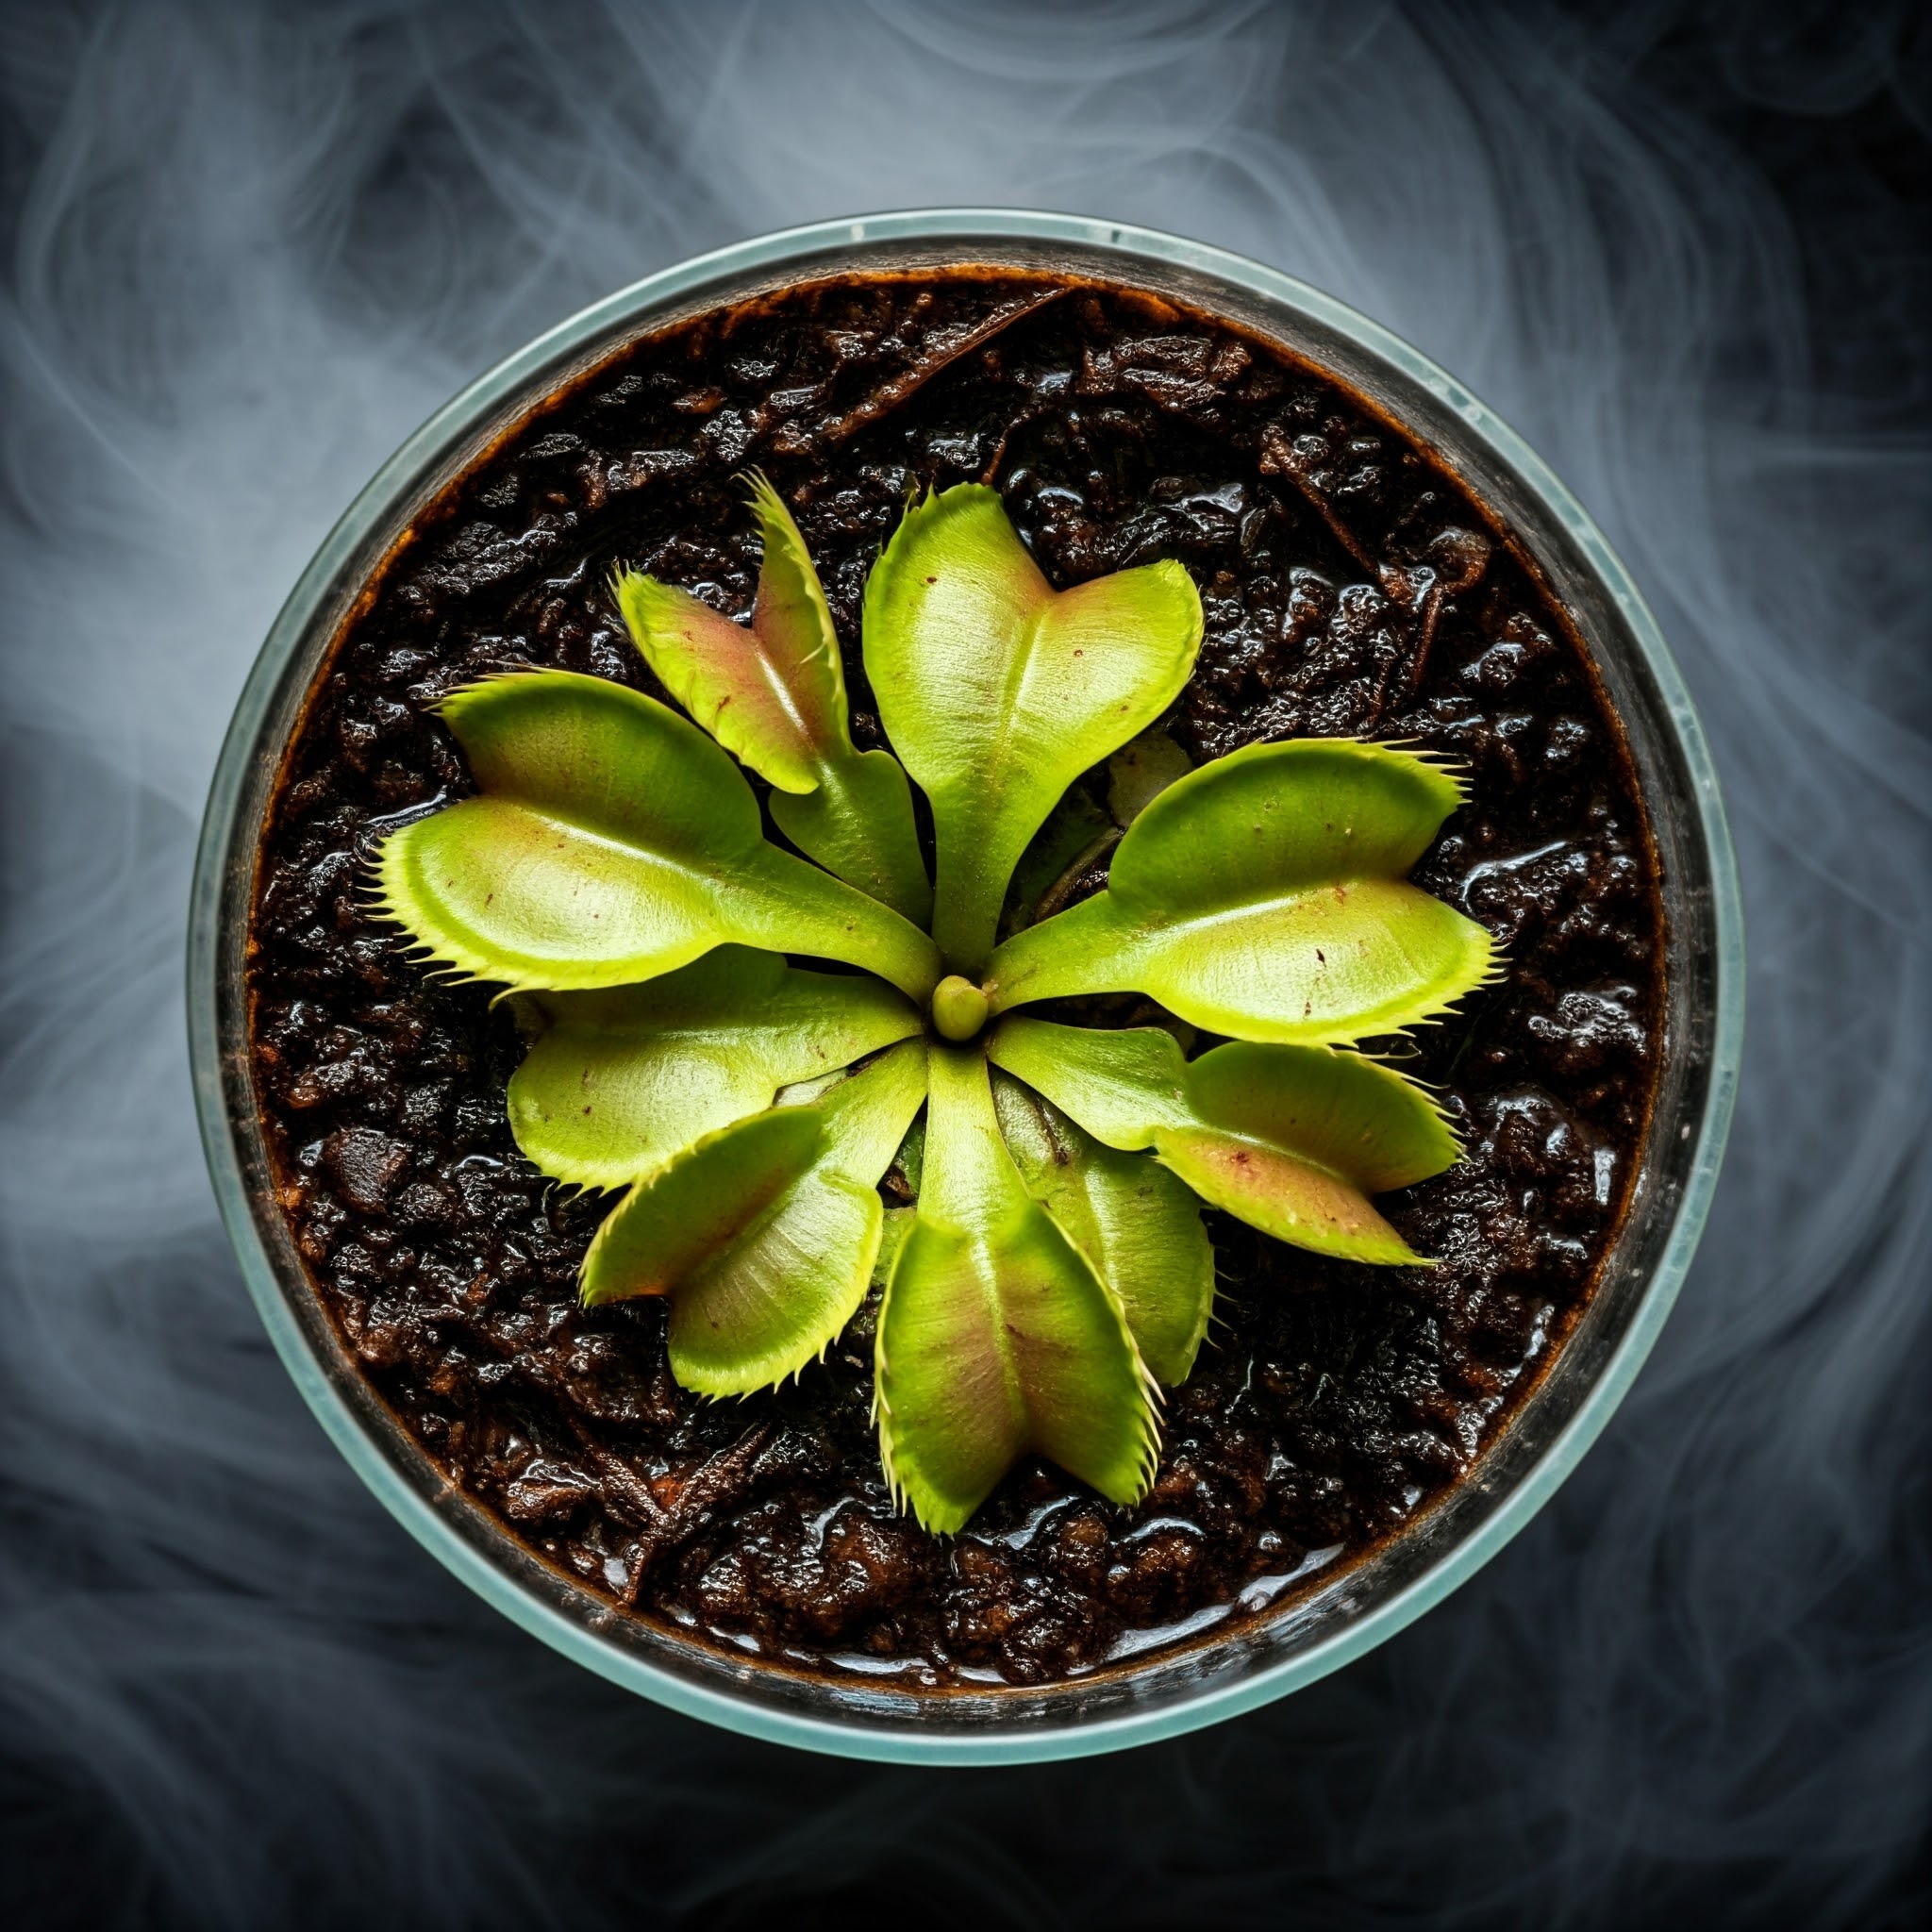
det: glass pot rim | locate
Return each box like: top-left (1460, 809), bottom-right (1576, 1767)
top-left (189, 208), bottom-right (1743, 1765)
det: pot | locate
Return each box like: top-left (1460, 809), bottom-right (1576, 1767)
top-left (189, 209), bottom-right (1742, 1763)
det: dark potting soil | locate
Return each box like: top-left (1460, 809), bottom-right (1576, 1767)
top-left (249, 271), bottom-right (1662, 1687)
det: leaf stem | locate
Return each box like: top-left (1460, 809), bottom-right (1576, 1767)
top-left (739, 845), bottom-right (941, 1002)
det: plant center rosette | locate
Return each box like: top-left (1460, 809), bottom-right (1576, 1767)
top-left (375, 477), bottom-right (1497, 1533)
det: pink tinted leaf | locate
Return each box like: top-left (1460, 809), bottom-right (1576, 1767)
top-left (613, 475), bottom-right (845, 791)
top-left (612, 574), bottom-right (822, 793)
top-left (987, 1015), bottom-right (1458, 1266)
top-left (617, 476), bottom-right (929, 921)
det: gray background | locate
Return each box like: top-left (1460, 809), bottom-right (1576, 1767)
top-left (2, 3), bottom-right (1926, 1926)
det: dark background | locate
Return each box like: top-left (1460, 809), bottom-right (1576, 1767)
top-left (1, 3), bottom-right (1926, 1926)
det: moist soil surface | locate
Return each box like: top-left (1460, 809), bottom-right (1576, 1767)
top-left (250, 270), bottom-right (1662, 1687)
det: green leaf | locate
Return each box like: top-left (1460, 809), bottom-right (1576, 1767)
top-left (373, 671), bottom-right (941, 1000)
top-left (985, 739), bottom-right (1494, 1043)
top-left (507, 945), bottom-right (920, 1189)
top-left (580, 1040), bottom-right (928, 1396)
top-left (991, 1072), bottom-right (1214, 1384)
top-left (875, 1043), bottom-right (1158, 1533)
top-left (614, 476), bottom-right (930, 924)
top-left (862, 483), bottom-right (1202, 974)
top-left (987, 1015), bottom-right (1458, 1266)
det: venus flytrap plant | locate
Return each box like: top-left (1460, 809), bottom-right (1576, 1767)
top-left (375, 476), bottom-right (1498, 1533)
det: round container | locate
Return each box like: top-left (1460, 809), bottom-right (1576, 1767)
top-left (189, 210), bottom-right (1742, 1764)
